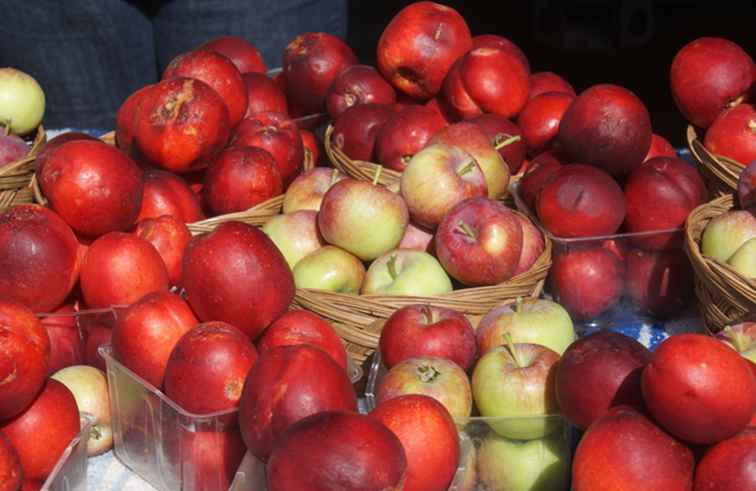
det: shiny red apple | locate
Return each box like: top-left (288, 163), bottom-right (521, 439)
top-left (242, 72), bottom-right (288, 117)
top-left (134, 215), bottom-right (191, 286)
top-left (200, 35), bottom-right (267, 74)
top-left (517, 92), bottom-right (574, 155)
top-left (137, 170), bottom-right (204, 223)
top-left (375, 105), bottom-right (447, 172)
top-left (330, 103), bottom-right (395, 162)
top-left (528, 71), bottom-right (575, 99)
top-left (704, 103), bottom-right (756, 165)
top-left (325, 64), bottom-right (396, 119)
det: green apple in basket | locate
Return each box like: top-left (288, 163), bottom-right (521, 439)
top-left (701, 209), bottom-right (756, 279)
top-left (716, 321), bottom-right (756, 363)
top-left (293, 245), bottom-right (365, 294)
top-left (361, 249), bottom-right (452, 296)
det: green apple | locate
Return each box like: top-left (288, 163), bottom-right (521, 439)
top-left (0, 68), bottom-right (45, 135)
top-left (726, 237), bottom-right (756, 279)
top-left (361, 249), bottom-right (452, 296)
top-left (701, 210), bottom-right (756, 263)
top-left (262, 210), bottom-right (324, 269)
top-left (292, 245), bottom-right (365, 293)
top-left (282, 167), bottom-right (347, 213)
top-left (472, 342), bottom-right (561, 440)
top-left (476, 428), bottom-right (571, 491)
top-left (476, 298), bottom-right (575, 356)
top-left (716, 322), bottom-right (756, 363)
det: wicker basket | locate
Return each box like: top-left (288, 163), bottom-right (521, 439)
top-left (686, 125), bottom-right (744, 197)
top-left (684, 194), bottom-right (756, 334)
top-left (293, 216), bottom-right (552, 362)
top-left (31, 130), bottom-right (313, 234)
top-left (0, 125), bottom-right (46, 212)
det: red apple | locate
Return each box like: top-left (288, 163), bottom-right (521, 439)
top-left (513, 214), bottom-right (545, 275)
top-left (517, 150), bottom-right (562, 210)
top-left (283, 32), bottom-right (357, 114)
top-left (20, 479), bottom-right (41, 491)
top-left (472, 34), bottom-right (530, 72)
top-left (371, 395), bottom-right (459, 491)
top-left (111, 291), bottom-right (197, 388)
top-left (558, 84), bottom-right (652, 177)
top-left (528, 71), bottom-right (576, 99)
top-left (81, 322), bottom-right (112, 373)
top-left (375, 105), bottom-right (447, 172)
top-left (299, 129), bottom-right (320, 165)
top-left (625, 248), bottom-right (693, 318)
top-left (694, 428), bottom-right (756, 490)
top-left (164, 322), bottom-right (258, 414)
top-left (238, 345), bottom-right (357, 460)
top-left (0, 301), bottom-right (50, 421)
top-left (398, 222), bottom-right (434, 252)
top-left (182, 221), bottom-right (294, 340)
top-left (282, 167), bottom-right (347, 213)
top-left (0, 205), bottom-right (80, 312)
top-left (424, 97), bottom-right (456, 125)
top-left (80, 232), bottom-right (169, 309)
top-left (517, 92), bottom-right (574, 155)
top-left (642, 334), bottom-right (756, 444)
top-left (134, 215), bottom-right (191, 286)
top-left (469, 114), bottom-right (527, 174)
top-left (35, 131), bottom-right (98, 170)
top-left (555, 331), bottom-right (651, 430)
top-left (377, 2), bottom-right (472, 100)
top-left (137, 170), bottom-right (204, 223)
top-left (242, 72), bottom-right (288, 117)
top-left (704, 103), bottom-right (756, 165)
top-left (572, 405), bottom-right (694, 491)
top-left (644, 133), bottom-right (677, 162)
top-left (266, 411), bottom-right (406, 491)
top-left (739, 160), bottom-right (756, 209)
top-left (537, 164), bottom-right (626, 237)
top-left (331, 102), bottom-right (395, 161)
top-left (624, 156), bottom-right (706, 250)
top-left (231, 112), bottom-right (304, 186)
top-left (115, 85), bottom-right (153, 153)
top-left (200, 35), bottom-right (267, 74)
top-left (670, 37), bottom-right (754, 128)
top-left (257, 310), bottom-right (347, 370)
top-left (203, 146), bottom-right (283, 215)
top-left (40, 303), bottom-right (83, 375)
top-left (549, 246), bottom-right (625, 321)
top-left (133, 77), bottom-right (230, 173)
top-left (379, 304), bottom-right (476, 371)
top-left (177, 429), bottom-right (246, 491)
top-left (0, 433), bottom-right (21, 491)
top-left (325, 65), bottom-right (396, 119)
top-left (163, 49), bottom-right (247, 127)
top-left (38, 139), bottom-right (143, 237)
top-left (435, 197), bottom-right (524, 286)
top-left (443, 47), bottom-right (530, 120)
top-left (0, 379), bottom-right (80, 481)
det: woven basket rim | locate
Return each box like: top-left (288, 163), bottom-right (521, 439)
top-left (686, 125), bottom-right (743, 194)
top-left (0, 124), bottom-right (47, 178)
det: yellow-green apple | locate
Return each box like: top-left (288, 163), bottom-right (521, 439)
top-left (379, 304), bottom-right (477, 370)
top-left (435, 197), bottom-right (524, 286)
top-left (429, 122), bottom-right (510, 199)
top-left (51, 365), bottom-right (112, 456)
top-left (701, 209), bottom-right (756, 262)
top-left (513, 214), bottom-right (545, 275)
top-left (727, 237), bottom-right (756, 278)
top-left (262, 210), bottom-right (324, 269)
top-left (376, 356), bottom-right (472, 424)
top-left (717, 322), bottom-right (756, 363)
top-left (477, 428), bottom-right (570, 491)
top-left (293, 245), bottom-right (366, 293)
top-left (400, 143), bottom-right (487, 229)
top-left (361, 249), bottom-right (452, 296)
top-left (472, 341), bottom-right (560, 439)
top-left (475, 298), bottom-right (575, 356)
top-left (318, 177), bottom-right (409, 261)
top-left (398, 222), bottom-right (434, 252)
top-left (282, 167), bottom-right (347, 213)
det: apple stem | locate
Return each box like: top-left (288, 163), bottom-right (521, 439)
top-left (503, 333), bottom-right (523, 369)
top-left (417, 364), bottom-right (441, 383)
top-left (372, 165), bottom-right (383, 186)
top-left (494, 133), bottom-right (522, 150)
top-left (329, 168), bottom-right (340, 186)
top-left (1, 120), bottom-right (9, 136)
top-left (387, 254), bottom-right (398, 280)
top-left (515, 297), bottom-right (524, 314)
top-left (421, 304), bottom-right (436, 324)
top-left (748, 119), bottom-right (756, 132)
top-left (728, 95), bottom-right (745, 108)
top-left (456, 159), bottom-right (477, 177)
top-left (454, 221), bottom-right (477, 240)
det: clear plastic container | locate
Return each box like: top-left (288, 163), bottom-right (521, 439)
top-left (42, 413), bottom-right (95, 491)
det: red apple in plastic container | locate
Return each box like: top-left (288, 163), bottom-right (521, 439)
top-left (528, 71), bottom-right (575, 99)
top-left (182, 222), bottom-right (294, 340)
top-left (670, 37), bottom-right (754, 128)
top-left (625, 248), bottom-right (693, 318)
top-left (200, 35), bottom-right (267, 74)
top-left (133, 78), bottom-right (230, 173)
top-left (0, 379), bottom-right (80, 481)
top-left (0, 205), bottom-right (80, 312)
top-left (443, 47), bottom-right (530, 120)
top-left (377, 1), bottom-right (472, 100)
top-left (176, 429), bottom-right (246, 491)
top-left (517, 150), bottom-right (562, 210)
top-left (115, 85), bottom-right (154, 153)
top-left (266, 411), bottom-right (407, 491)
top-left (704, 103), bottom-right (756, 165)
top-left (375, 105), bottom-right (447, 172)
top-left (558, 84), bottom-right (652, 177)
top-left (283, 32), bottom-right (356, 114)
top-left (694, 428), bottom-right (756, 490)
top-left (555, 331), bottom-right (651, 430)
top-left (549, 246), bottom-right (625, 321)
top-left (325, 64), bottom-right (396, 119)
top-left (203, 146), bottom-right (283, 215)
top-left (134, 215), bottom-right (192, 286)
top-left (81, 322), bottom-right (112, 373)
top-left (40, 303), bottom-right (83, 375)
top-left (379, 304), bottom-right (476, 370)
top-left (330, 102), bottom-right (394, 162)
top-left (0, 433), bottom-right (21, 491)
top-left (231, 111), bottom-right (304, 186)
top-left (537, 164), bottom-right (626, 237)
top-left (0, 301), bottom-right (50, 421)
top-left (644, 133), bottom-right (677, 162)
top-left (261, 210), bottom-right (324, 269)
top-left (239, 345), bottom-right (357, 460)
top-left (738, 160), bottom-right (756, 209)
top-left (572, 405), bottom-right (694, 491)
top-left (376, 356), bottom-right (472, 423)
top-left (137, 170), bottom-right (204, 223)
top-left (469, 114), bottom-right (526, 175)
top-left (517, 91), bottom-right (574, 155)
top-left (282, 167), bottom-right (347, 213)
top-left (38, 139), bottom-right (144, 237)
top-left (472, 34), bottom-right (530, 72)
top-left (242, 72), bottom-right (288, 117)
top-left (624, 156), bottom-right (707, 250)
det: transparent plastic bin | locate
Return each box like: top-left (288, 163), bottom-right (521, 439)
top-left (100, 343), bottom-right (363, 491)
top-left (42, 413), bottom-right (95, 491)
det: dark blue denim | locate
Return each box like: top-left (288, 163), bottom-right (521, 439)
top-left (0, 0), bottom-right (347, 129)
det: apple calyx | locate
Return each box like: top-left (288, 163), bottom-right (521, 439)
top-left (493, 133), bottom-right (522, 150)
top-left (421, 305), bottom-right (437, 325)
top-left (503, 333), bottom-right (524, 369)
top-left (454, 221), bottom-right (477, 240)
top-left (387, 254), bottom-right (399, 281)
top-left (456, 159), bottom-right (477, 177)
top-left (416, 364), bottom-right (441, 383)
